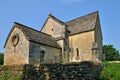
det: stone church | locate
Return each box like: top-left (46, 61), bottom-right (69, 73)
top-left (4, 11), bottom-right (103, 65)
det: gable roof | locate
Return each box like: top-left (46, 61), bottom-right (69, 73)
top-left (65, 11), bottom-right (98, 35)
top-left (4, 22), bottom-right (61, 49)
top-left (40, 14), bottom-right (65, 31)
top-left (40, 11), bottom-right (99, 35)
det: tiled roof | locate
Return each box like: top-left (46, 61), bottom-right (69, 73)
top-left (65, 11), bottom-right (98, 35)
top-left (4, 22), bottom-right (61, 49)
top-left (41, 11), bottom-right (98, 35)
top-left (4, 11), bottom-right (99, 48)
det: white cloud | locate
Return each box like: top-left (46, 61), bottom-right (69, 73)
top-left (62, 0), bottom-right (83, 4)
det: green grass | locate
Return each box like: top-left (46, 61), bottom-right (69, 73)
top-left (0, 65), bottom-right (23, 80)
top-left (99, 61), bottom-right (120, 80)
top-left (0, 70), bottom-right (22, 80)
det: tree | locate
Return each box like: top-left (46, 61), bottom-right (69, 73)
top-left (0, 53), bottom-right (4, 65)
top-left (103, 45), bottom-right (120, 61)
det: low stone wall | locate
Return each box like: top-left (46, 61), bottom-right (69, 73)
top-left (0, 61), bottom-right (102, 80)
top-left (22, 61), bottom-right (102, 80)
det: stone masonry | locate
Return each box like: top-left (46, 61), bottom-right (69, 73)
top-left (22, 61), bottom-right (102, 80)
top-left (4, 11), bottom-right (104, 65)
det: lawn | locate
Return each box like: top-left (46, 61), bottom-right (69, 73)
top-left (99, 61), bottom-right (120, 80)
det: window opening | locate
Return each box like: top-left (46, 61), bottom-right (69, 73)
top-left (40, 50), bottom-right (45, 61)
top-left (52, 28), bottom-right (54, 31)
top-left (76, 48), bottom-right (79, 57)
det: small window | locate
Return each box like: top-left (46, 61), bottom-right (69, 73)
top-left (76, 48), bottom-right (79, 57)
top-left (41, 50), bottom-right (45, 55)
top-left (75, 48), bottom-right (80, 60)
top-left (40, 50), bottom-right (45, 61)
top-left (52, 28), bottom-right (54, 31)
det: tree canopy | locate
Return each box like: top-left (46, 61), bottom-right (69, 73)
top-left (103, 45), bottom-right (120, 61)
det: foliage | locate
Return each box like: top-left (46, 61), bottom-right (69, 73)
top-left (103, 45), bottom-right (120, 61)
top-left (0, 65), bottom-right (23, 80)
top-left (99, 61), bottom-right (120, 80)
top-left (0, 53), bottom-right (4, 65)
top-left (0, 71), bottom-right (22, 80)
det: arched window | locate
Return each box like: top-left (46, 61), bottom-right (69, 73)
top-left (76, 48), bottom-right (79, 57)
top-left (40, 50), bottom-right (45, 62)
top-left (52, 28), bottom-right (54, 31)
top-left (75, 48), bottom-right (80, 60)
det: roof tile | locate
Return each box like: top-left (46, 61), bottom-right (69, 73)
top-left (5, 22), bottom-right (61, 49)
top-left (65, 11), bottom-right (98, 35)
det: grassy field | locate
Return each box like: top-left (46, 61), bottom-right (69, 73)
top-left (99, 61), bottom-right (120, 80)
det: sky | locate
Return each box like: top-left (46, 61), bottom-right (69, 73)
top-left (0, 0), bottom-right (120, 53)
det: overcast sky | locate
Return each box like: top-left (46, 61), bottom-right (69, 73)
top-left (0, 0), bottom-right (120, 52)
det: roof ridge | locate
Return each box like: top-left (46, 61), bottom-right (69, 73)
top-left (14, 22), bottom-right (52, 37)
top-left (65, 11), bottom-right (98, 24)
top-left (40, 31), bottom-right (51, 36)
top-left (14, 22), bottom-right (61, 48)
top-left (4, 22), bottom-right (61, 49)
top-left (14, 22), bottom-right (55, 40)
top-left (48, 14), bottom-right (65, 24)
top-left (14, 22), bottom-right (41, 33)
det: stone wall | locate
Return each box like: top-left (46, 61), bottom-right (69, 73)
top-left (94, 16), bottom-right (103, 61)
top-left (41, 17), bottom-right (65, 38)
top-left (29, 42), bottom-right (61, 64)
top-left (22, 61), bottom-right (102, 80)
top-left (69, 31), bottom-right (95, 62)
top-left (0, 61), bottom-right (102, 80)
